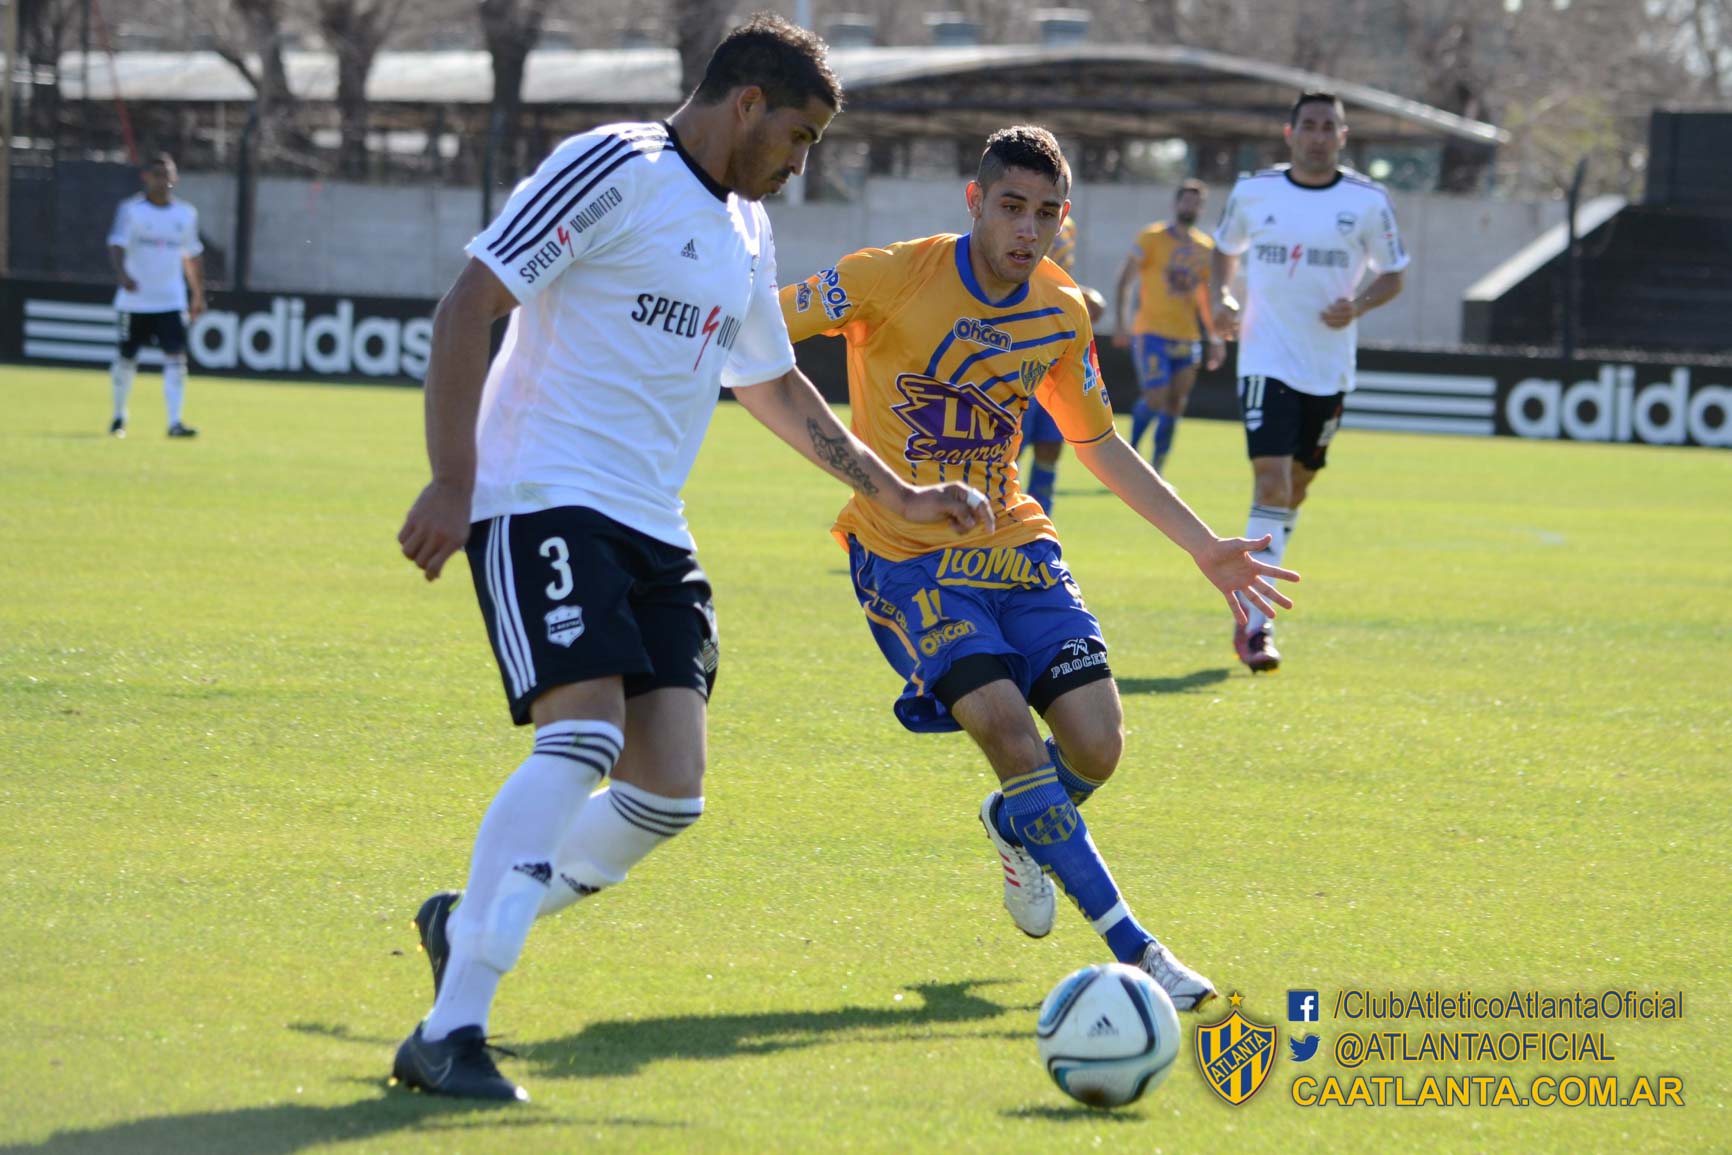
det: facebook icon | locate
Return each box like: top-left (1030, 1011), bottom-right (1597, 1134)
top-left (1288, 990), bottom-right (1319, 1022)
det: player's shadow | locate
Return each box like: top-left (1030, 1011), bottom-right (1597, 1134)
top-left (1115, 668), bottom-right (1230, 695)
top-left (0, 1096), bottom-right (679, 1155)
top-left (522, 978), bottom-right (1015, 1080)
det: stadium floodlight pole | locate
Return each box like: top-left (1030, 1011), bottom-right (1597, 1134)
top-left (1561, 156), bottom-right (1587, 364)
top-left (0, 0), bottom-right (15, 276)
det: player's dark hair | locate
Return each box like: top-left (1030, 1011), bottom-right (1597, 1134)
top-left (1176, 178), bottom-right (1207, 199)
top-left (976, 125), bottom-right (1071, 194)
top-left (1290, 91), bottom-right (1346, 125)
top-left (692, 13), bottom-right (842, 111)
top-left (143, 152), bottom-right (175, 170)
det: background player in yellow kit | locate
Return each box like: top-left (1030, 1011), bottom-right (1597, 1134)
top-left (781, 126), bottom-right (1297, 1008)
top-left (1019, 214), bottom-right (1105, 515)
top-left (1115, 180), bottom-right (1225, 473)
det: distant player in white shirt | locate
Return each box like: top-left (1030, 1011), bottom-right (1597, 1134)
top-left (106, 153), bottom-right (205, 438)
top-left (1211, 92), bottom-right (1410, 671)
top-left (391, 16), bottom-right (991, 1102)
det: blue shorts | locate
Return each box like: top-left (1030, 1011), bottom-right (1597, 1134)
top-left (1021, 397), bottom-right (1063, 445)
top-left (1132, 334), bottom-right (1201, 391)
top-left (847, 536), bottom-right (1110, 733)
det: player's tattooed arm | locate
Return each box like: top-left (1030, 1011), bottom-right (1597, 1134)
top-left (806, 418), bottom-right (879, 496)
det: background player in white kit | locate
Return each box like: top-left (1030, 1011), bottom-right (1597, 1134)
top-left (391, 16), bottom-right (991, 1102)
top-left (107, 153), bottom-right (205, 438)
top-left (1211, 92), bottom-right (1409, 671)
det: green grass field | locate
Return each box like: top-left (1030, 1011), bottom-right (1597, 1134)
top-left (2, 366), bottom-right (1727, 1154)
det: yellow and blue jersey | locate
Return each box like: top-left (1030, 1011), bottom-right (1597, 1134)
top-left (1131, 222), bottom-right (1213, 340)
top-left (781, 233), bottom-right (1113, 562)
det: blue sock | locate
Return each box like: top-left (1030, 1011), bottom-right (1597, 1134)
top-left (1027, 463), bottom-right (1056, 513)
top-left (1129, 399), bottom-right (1154, 449)
top-left (997, 764), bottom-right (1154, 963)
top-left (1153, 413), bottom-right (1177, 464)
top-left (1047, 736), bottom-right (1105, 806)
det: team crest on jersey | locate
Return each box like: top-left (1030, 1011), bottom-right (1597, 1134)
top-left (891, 373), bottom-right (1018, 464)
top-left (545, 605), bottom-right (586, 647)
top-left (1196, 999), bottom-right (1277, 1105)
top-left (1336, 211), bottom-right (1357, 236)
top-left (1019, 358), bottom-right (1052, 393)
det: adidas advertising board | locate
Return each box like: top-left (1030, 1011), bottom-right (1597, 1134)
top-left (2, 280), bottom-right (1728, 447)
top-left (3, 281), bottom-right (434, 381)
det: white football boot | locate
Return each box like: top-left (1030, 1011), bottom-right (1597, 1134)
top-left (979, 792), bottom-right (1057, 938)
top-left (1137, 941), bottom-right (1218, 1011)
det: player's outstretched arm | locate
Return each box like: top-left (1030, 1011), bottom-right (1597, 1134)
top-left (733, 368), bottom-right (994, 536)
top-left (397, 258), bottom-right (518, 581)
top-left (1071, 432), bottom-right (1298, 625)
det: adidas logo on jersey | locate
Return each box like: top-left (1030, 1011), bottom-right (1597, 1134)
top-left (681, 239), bottom-right (699, 260)
top-left (1087, 1014), bottom-right (1119, 1038)
top-left (1263, 214), bottom-right (1277, 225)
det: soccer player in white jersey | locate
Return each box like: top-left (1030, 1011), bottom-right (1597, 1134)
top-left (391, 16), bottom-right (991, 1102)
top-left (106, 153), bottom-right (205, 438)
top-left (1211, 92), bottom-right (1410, 671)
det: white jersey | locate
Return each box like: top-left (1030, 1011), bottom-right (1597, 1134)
top-left (465, 121), bottom-right (797, 550)
top-left (107, 195), bottom-right (203, 314)
top-left (1214, 166), bottom-right (1409, 395)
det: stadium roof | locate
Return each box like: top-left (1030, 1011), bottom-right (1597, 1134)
top-left (58, 44), bottom-right (1506, 147)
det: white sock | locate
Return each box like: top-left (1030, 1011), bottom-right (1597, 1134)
top-left (538, 781), bottom-right (704, 918)
top-left (422, 719), bottom-right (623, 1041)
top-left (111, 358), bottom-right (137, 421)
top-left (1244, 503), bottom-right (1292, 634)
top-left (163, 359), bottom-right (186, 428)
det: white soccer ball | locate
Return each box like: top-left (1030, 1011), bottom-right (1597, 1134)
top-left (1036, 963), bottom-right (1182, 1108)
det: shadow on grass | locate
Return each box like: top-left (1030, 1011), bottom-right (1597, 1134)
top-left (0, 1096), bottom-right (674, 1155)
top-left (1002, 1103), bottom-right (1146, 1122)
top-left (1115, 668), bottom-right (1230, 695)
top-left (523, 978), bottom-right (1013, 1079)
top-left (3, 980), bottom-right (1015, 1153)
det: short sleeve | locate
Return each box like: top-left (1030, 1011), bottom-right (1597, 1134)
top-left (1034, 326), bottom-right (1116, 446)
top-left (720, 220), bottom-right (798, 389)
top-left (465, 127), bottom-right (657, 303)
top-left (1213, 180), bottom-right (1251, 256)
top-left (182, 208), bottom-right (204, 257)
top-left (779, 245), bottom-right (896, 343)
top-left (105, 203), bottom-right (130, 249)
top-left (1364, 192), bottom-right (1411, 274)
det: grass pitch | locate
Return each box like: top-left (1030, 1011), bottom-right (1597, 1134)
top-left (1, 366), bottom-right (1727, 1154)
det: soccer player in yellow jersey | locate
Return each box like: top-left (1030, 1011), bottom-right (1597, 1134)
top-left (1116, 180), bottom-right (1224, 472)
top-left (1019, 214), bottom-right (1105, 515)
top-left (781, 127), bottom-right (1298, 1010)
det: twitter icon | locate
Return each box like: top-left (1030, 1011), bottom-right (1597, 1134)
top-left (1289, 1034), bottom-right (1320, 1062)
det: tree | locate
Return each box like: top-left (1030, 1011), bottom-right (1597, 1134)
top-left (674, 0), bottom-right (730, 97)
top-left (479, 0), bottom-right (554, 185)
top-left (314, 0), bottom-right (411, 178)
top-left (206, 0), bottom-right (308, 166)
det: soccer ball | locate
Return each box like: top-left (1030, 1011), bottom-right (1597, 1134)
top-left (1036, 963), bottom-right (1182, 1108)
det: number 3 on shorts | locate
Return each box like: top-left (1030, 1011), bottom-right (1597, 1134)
top-left (540, 536), bottom-right (574, 599)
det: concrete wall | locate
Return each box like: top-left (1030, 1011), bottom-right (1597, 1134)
top-left (179, 172), bottom-right (1567, 346)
